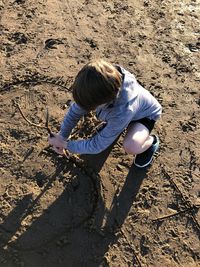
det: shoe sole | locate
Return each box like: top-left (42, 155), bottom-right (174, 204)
top-left (134, 155), bottom-right (155, 168)
top-left (134, 139), bottom-right (160, 168)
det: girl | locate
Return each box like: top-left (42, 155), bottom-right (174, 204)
top-left (48, 59), bottom-right (162, 168)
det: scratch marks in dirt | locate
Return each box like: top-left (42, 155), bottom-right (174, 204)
top-left (153, 167), bottom-right (200, 233)
top-left (0, 72), bottom-right (73, 93)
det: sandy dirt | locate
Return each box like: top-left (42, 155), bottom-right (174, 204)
top-left (0, 0), bottom-right (200, 266)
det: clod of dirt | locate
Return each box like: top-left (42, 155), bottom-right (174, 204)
top-left (10, 32), bottom-right (28, 45)
top-left (84, 37), bottom-right (98, 49)
top-left (186, 43), bottom-right (200, 52)
top-left (44, 39), bottom-right (64, 49)
top-left (15, 0), bottom-right (25, 4)
top-left (2, 43), bottom-right (14, 57)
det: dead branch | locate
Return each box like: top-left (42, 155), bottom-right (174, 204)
top-left (14, 101), bottom-right (46, 130)
top-left (152, 208), bottom-right (191, 222)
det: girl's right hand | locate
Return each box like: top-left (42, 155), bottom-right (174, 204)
top-left (48, 133), bottom-right (66, 155)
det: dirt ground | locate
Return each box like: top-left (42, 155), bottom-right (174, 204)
top-left (0, 0), bottom-right (200, 266)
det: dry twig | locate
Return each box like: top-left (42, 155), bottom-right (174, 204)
top-left (14, 101), bottom-right (47, 130)
top-left (152, 206), bottom-right (199, 222)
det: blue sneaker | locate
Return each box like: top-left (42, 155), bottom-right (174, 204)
top-left (134, 135), bottom-right (159, 168)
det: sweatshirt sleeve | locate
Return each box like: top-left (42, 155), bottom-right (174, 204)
top-left (65, 114), bottom-right (130, 154)
top-left (59, 102), bottom-right (87, 139)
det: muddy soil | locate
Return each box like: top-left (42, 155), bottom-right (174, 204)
top-left (0, 0), bottom-right (200, 266)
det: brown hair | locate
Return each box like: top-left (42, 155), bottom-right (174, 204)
top-left (71, 59), bottom-right (122, 111)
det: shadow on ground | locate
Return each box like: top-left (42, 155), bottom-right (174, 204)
top-left (0, 142), bottom-right (147, 266)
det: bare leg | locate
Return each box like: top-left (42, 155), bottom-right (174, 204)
top-left (123, 122), bottom-right (153, 155)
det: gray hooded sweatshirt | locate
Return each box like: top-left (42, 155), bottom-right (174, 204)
top-left (60, 66), bottom-right (162, 154)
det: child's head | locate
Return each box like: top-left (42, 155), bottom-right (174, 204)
top-left (71, 59), bottom-right (122, 111)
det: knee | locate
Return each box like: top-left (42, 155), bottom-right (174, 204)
top-left (123, 139), bottom-right (142, 155)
